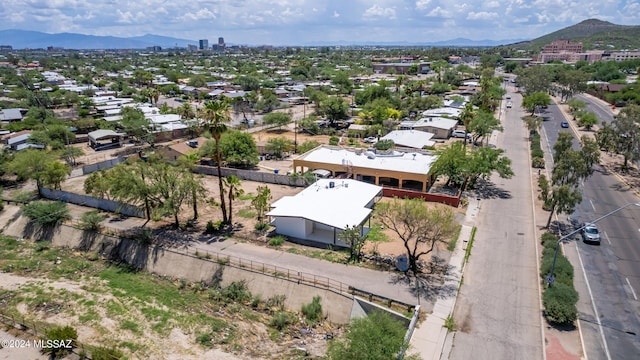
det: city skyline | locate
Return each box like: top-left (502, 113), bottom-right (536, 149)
top-left (0, 1), bottom-right (638, 46)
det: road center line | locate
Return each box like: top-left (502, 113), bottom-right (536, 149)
top-left (575, 244), bottom-right (612, 360)
top-left (590, 199), bottom-right (596, 211)
top-left (626, 278), bottom-right (638, 301)
top-left (604, 231), bottom-right (611, 245)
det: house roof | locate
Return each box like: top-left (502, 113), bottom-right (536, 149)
top-left (0, 108), bottom-right (25, 121)
top-left (267, 179), bottom-right (382, 230)
top-left (88, 129), bottom-right (125, 141)
top-left (168, 136), bottom-right (209, 156)
top-left (381, 130), bottom-right (435, 149)
top-left (400, 117), bottom-right (458, 131)
top-left (297, 145), bottom-right (437, 176)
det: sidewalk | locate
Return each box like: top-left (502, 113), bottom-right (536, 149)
top-left (407, 196), bottom-right (481, 359)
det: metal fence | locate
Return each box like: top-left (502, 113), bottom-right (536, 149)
top-left (81, 156), bottom-right (126, 175)
top-left (194, 165), bottom-right (308, 187)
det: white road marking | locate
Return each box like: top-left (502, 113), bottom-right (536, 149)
top-left (604, 231), bottom-right (611, 245)
top-left (576, 244), bottom-right (612, 360)
top-left (590, 199), bottom-right (596, 211)
top-left (626, 277), bottom-right (638, 301)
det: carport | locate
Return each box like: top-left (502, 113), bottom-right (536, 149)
top-left (88, 129), bottom-right (126, 150)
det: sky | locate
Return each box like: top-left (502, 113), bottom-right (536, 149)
top-left (0, 0), bottom-right (638, 45)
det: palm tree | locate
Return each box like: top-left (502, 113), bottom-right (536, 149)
top-left (460, 103), bottom-right (476, 147)
top-left (223, 175), bottom-right (244, 225)
top-left (199, 99), bottom-right (231, 224)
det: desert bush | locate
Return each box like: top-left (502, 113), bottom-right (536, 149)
top-left (270, 311), bottom-right (294, 330)
top-left (79, 210), bottom-right (106, 231)
top-left (90, 345), bottom-right (124, 360)
top-left (44, 325), bottom-right (77, 358)
top-left (532, 157), bottom-right (545, 168)
top-left (541, 253), bottom-right (574, 287)
top-left (268, 235), bottom-right (286, 247)
top-left (266, 294), bottom-right (287, 311)
top-left (543, 282), bottom-right (578, 325)
top-left (301, 296), bottom-right (323, 325)
top-left (541, 232), bottom-right (558, 249)
top-left (22, 201), bottom-right (70, 227)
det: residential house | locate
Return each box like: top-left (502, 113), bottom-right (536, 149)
top-left (380, 130), bottom-right (435, 149)
top-left (267, 179), bottom-right (383, 247)
top-left (158, 136), bottom-right (209, 162)
top-left (399, 117), bottom-right (458, 139)
top-left (3, 130), bottom-right (44, 151)
top-left (0, 108), bottom-right (27, 122)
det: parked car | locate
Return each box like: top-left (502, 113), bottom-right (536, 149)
top-left (561, 121), bottom-right (569, 128)
top-left (581, 223), bottom-right (601, 244)
top-left (451, 130), bottom-right (471, 139)
top-left (506, 101), bottom-right (513, 108)
top-left (506, 95), bottom-right (512, 100)
top-left (363, 136), bottom-right (378, 144)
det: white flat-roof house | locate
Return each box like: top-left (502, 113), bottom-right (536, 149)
top-left (399, 117), bottom-right (458, 139)
top-left (267, 179), bottom-right (383, 247)
top-left (380, 130), bottom-right (435, 149)
top-left (293, 145), bottom-right (438, 192)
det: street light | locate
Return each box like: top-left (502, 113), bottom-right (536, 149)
top-left (547, 202), bottom-right (640, 286)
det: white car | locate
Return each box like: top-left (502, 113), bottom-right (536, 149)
top-left (363, 136), bottom-right (378, 144)
top-left (451, 130), bottom-right (471, 139)
top-left (506, 101), bottom-right (513, 108)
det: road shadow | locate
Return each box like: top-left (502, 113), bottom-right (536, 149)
top-left (389, 255), bottom-right (460, 303)
top-left (473, 178), bottom-right (512, 200)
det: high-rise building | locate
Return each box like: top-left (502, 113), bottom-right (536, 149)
top-left (199, 39), bottom-right (209, 50)
top-left (218, 37), bottom-right (224, 46)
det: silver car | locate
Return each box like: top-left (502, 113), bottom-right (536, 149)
top-left (581, 223), bottom-right (601, 244)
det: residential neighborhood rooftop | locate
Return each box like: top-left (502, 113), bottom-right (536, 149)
top-left (267, 179), bottom-right (382, 230)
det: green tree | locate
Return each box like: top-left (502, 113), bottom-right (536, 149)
top-left (22, 201), bottom-right (71, 228)
top-left (200, 99), bottom-right (231, 224)
top-left (576, 111), bottom-right (599, 130)
top-left (41, 161), bottom-right (71, 190)
top-left (339, 225), bottom-right (367, 263)
top-left (297, 140), bottom-right (321, 154)
top-left (320, 96), bottom-right (350, 124)
top-left (7, 149), bottom-right (58, 190)
top-left (84, 170), bottom-right (113, 200)
top-left (522, 92), bottom-right (552, 116)
top-left (219, 130), bottom-right (260, 169)
top-left (467, 109), bottom-right (502, 145)
top-left (375, 198), bottom-right (458, 276)
top-left (266, 137), bottom-right (293, 159)
top-left (263, 112), bottom-right (291, 130)
top-left (252, 185), bottom-right (272, 226)
top-left (332, 71), bottom-right (353, 95)
top-left (119, 107), bottom-right (152, 145)
top-left (566, 98), bottom-right (587, 116)
top-left (611, 104), bottom-right (640, 170)
top-left (326, 311), bottom-right (412, 360)
top-left (429, 141), bottom-right (467, 187)
top-left (256, 89), bottom-right (280, 113)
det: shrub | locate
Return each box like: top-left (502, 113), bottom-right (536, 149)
top-left (268, 235), bottom-right (286, 247)
top-left (297, 140), bottom-right (321, 154)
top-left (532, 157), bottom-right (545, 168)
top-left (266, 294), bottom-right (287, 311)
top-left (79, 210), bottom-right (106, 231)
top-left (206, 220), bottom-right (223, 234)
top-left (543, 282), bottom-right (578, 325)
top-left (90, 345), bottom-right (124, 360)
top-left (221, 281), bottom-right (252, 303)
top-left (254, 222), bottom-right (270, 232)
top-left (44, 325), bottom-right (77, 358)
top-left (329, 136), bottom-right (339, 146)
top-left (270, 311), bottom-right (293, 330)
top-left (541, 253), bottom-right (574, 287)
top-left (541, 232), bottom-right (559, 249)
top-left (301, 296), bottom-right (323, 325)
top-left (531, 148), bottom-right (544, 158)
top-left (22, 201), bottom-right (70, 227)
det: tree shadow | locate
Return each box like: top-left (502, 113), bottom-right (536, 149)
top-left (22, 221), bottom-right (56, 242)
top-left (78, 230), bottom-right (99, 251)
top-left (473, 179), bottom-right (512, 200)
top-left (389, 255), bottom-right (460, 303)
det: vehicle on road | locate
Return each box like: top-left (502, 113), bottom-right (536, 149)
top-left (581, 223), bottom-right (601, 244)
top-left (506, 95), bottom-right (511, 100)
top-left (363, 136), bottom-right (378, 144)
top-left (561, 121), bottom-right (569, 128)
top-left (506, 101), bottom-right (513, 108)
top-left (451, 130), bottom-right (472, 139)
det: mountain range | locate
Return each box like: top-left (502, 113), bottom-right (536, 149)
top-left (0, 29), bottom-right (522, 50)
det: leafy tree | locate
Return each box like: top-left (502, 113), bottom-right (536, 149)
top-left (297, 140), bottom-right (320, 154)
top-left (22, 201), bottom-right (71, 228)
top-left (326, 310), bottom-right (414, 360)
top-left (576, 111), bottom-right (599, 130)
top-left (373, 139), bottom-right (394, 151)
top-left (252, 185), bottom-right (272, 226)
top-left (515, 66), bottom-right (553, 95)
top-left (429, 141), bottom-right (467, 187)
top-left (332, 71), bottom-right (353, 95)
top-left (522, 92), bottom-right (552, 115)
top-left (263, 111), bottom-right (291, 130)
top-left (219, 130), bottom-right (260, 168)
top-left (556, 69), bottom-right (590, 102)
top-left (595, 122), bottom-right (617, 154)
top-left (320, 96), bottom-right (349, 124)
top-left (566, 98), bottom-right (587, 116)
top-left (266, 137), bottom-right (293, 159)
top-left (119, 106), bottom-right (152, 145)
top-left (200, 99), bottom-right (231, 224)
top-left (375, 198), bottom-right (458, 275)
top-left (41, 161), bottom-right (71, 190)
top-left (467, 109), bottom-right (502, 145)
top-left (237, 75), bottom-right (261, 92)
top-left (256, 89), bottom-right (280, 113)
top-left (611, 104), bottom-right (640, 170)
top-left (7, 149), bottom-right (58, 190)
top-left (339, 225), bottom-right (367, 263)
top-left (463, 147), bottom-right (514, 189)
top-left (84, 170), bottom-right (113, 200)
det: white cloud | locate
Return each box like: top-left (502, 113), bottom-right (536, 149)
top-left (467, 11), bottom-right (499, 20)
top-left (333, 11), bottom-right (340, 18)
top-left (427, 6), bottom-right (449, 17)
top-left (485, 1), bottom-right (500, 8)
top-left (415, 0), bottom-right (431, 10)
top-left (363, 4), bottom-right (396, 20)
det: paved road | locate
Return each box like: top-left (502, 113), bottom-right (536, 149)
top-left (542, 97), bottom-right (640, 360)
top-left (449, 84), bottom-right (543, 360)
